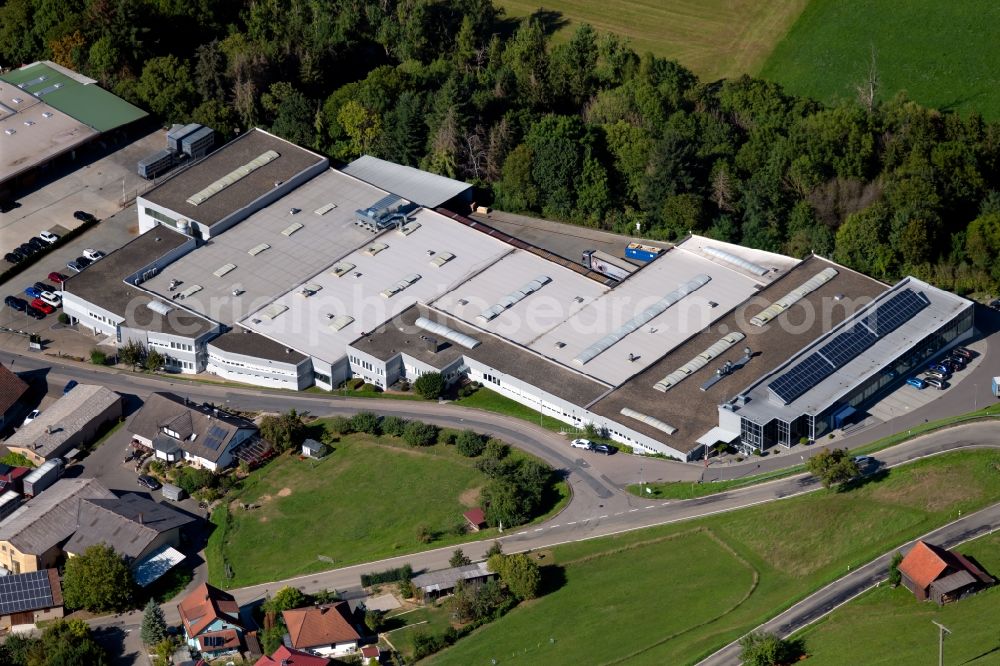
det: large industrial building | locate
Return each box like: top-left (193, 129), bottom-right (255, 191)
top-left (0, 61), bottom-right (147, 198)
top-left (60, 128), bottom-right (976, 460)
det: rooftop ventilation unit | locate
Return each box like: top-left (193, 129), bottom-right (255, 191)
top-left (354, 195), bottom-right (408, 232)
top-left (702, 246), bottom-right (769, 276)
top-left (330, 262), bottom-right (355, 277)
top-left (750, 267), bottom-right (838, 326)
top-left (186, 150), bottom-right (280, 206)
top-left (478, 276), bottom-right (551, 322)
top-left (574, 274), bottom-right (711, 366)
top-left (653, 332), bottom-right (745, 392)
top-left (619, 408), bottom-right (677, 435)
top-left (415, 317), bottom-right (480, 349)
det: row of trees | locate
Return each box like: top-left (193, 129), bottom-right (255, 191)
top-left (0, 619), bottom-right (110, 666)
top-left (4, 0), bottom-right (998, 297)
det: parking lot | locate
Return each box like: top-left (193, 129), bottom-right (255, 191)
top-left (0, 127), bottom-right (164, 257)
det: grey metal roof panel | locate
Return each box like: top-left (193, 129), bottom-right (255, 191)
top-left (342, 155), bottom-right (471, 208)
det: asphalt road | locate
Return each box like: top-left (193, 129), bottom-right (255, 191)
top-left (697, 500), bottom-right (1000, 666)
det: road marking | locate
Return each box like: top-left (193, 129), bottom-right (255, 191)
top-left (629, 508), bottom-right (639, 512)
top-left (534, 528), bottom-right (544, 532)
top-left (598, 515), bottom-right (608, 519)
top-left (645, 505), bottom-right (655, 509)
top-left (517, 531), bottom-right (527, 536)
top-left (566, 521), bottom-right (577, 525)
top-left (551, 525), bottom-right (560, 528)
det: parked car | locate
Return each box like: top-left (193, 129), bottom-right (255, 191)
top-left (571, 438), bottom-right (593, 450)
top-left (30, 298), bottom-right (54, 314)
top-left (18, 243), bottom-right (36, 256)
top-left (10, 248), bottom-right (27, 262)
top-left (39, 230), bottom-right (59, 244)
top-left (33, 282), bottom-right (53, 293)
top-left (4, 295), bottom-right (27, 311)
top-left (24, 306), bottom-right (44, 320)
top-left (927, 363), bottom-right (950, 375)
top-left (66, 260), bottom-right (83, 273)
top-left (73, 211), bottom-right (97, 223)
top-left (82, 248), bottom-right (105, 261)
top-left (924, 378), bottom-right (946, 390)
top-left (74, 256), bottom-right (92, 268)
top-left (27, 237), bottom-right (46, 252)
top-left (4, 252), bottom-right (21, 264)
top-left (925, 371), bottom-right (948, 381)
top-left (137, 475), bottom-right (162, 491)
top-left (39, 291), bottom-right (61, 308)
top-left (22, 410), bottom-right (40, 426)
top-left (905, 377), bottom-right (926, 389)
top-left (23, 286), bottom-right (41, 299)
top-left (592, 443), bottom-right (616, 455)
top-left (952, 347), bottom-right (973, 360)
top-left (63, 379), bottom-right (78, 394)
top-left (47, 272), bottom-right (66, 284)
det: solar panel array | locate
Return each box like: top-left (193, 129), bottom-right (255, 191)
top-left (0, 570), bottom-right (55, 615)
top-left (203, 425), bottom-right (229, 451)
top-left (767, 289), bottom-right (930, 404)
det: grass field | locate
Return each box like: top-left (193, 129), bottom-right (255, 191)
top-left (795, 531), bottom-right (1000, 664)
top-left (454, 388), bottom-right (579, 436)
top-left (430, 449), bottom-right (1000, 664)
top-left (205, 429), bottom-right (567, 588)
top-left (760, 0), bottom-right (1000, 119)
top-left (497, 0), bottom-right (809, 81)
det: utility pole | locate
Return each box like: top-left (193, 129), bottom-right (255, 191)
top-left (932, 620), bottom-right (951, 666)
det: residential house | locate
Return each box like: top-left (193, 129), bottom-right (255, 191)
top-left (0, 569), bottom-right (63, 629)
top-left (899, 540), bottom-right (995, 605)
top-left (0, 364), bottom-right (28, 432)
top-left (411, 561), bottom-right (496, 601)
top-left (4, 385), bottom-right (121, 465)
top-left (128, 392), bottom-right (258, 471)
top-left (463, 507), bottom-right (486, 532)
top-left (254, 645), bottom-right (330, 666)
top-left (64, 493), bottom-right (195, 587)
top-left (0, 478), bottom-right (115, 574)
top-left (282, 602), bottom-right (362, 657)
top-left (178, 582), bottom-right (246, 658)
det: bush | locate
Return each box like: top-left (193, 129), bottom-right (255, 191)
top-left (58, 312), bottom-right (70, 324)
top-left (360, 564), bottom-right (413, 587)
top-left (412, 632), bottom-right (446, 660)
top-left (364, 609), bottom-right (386, 633)
top-left (403, 420), bottom-right (439, 446)
top-left (327, 415), bottom-right (354, 435)
top-left (414, 372), bottom-right (445, 399)
top-left (888, 551), bottom-right (904, 586)
top-left (361, 382), bottom-right (381, 392)
top-left (90, 349), bottom-right (107, 365)
top-left (398, 379), bottom-right (411, 392)
top-left (487, 552), bottom-right (541, 600)
top-left (455, 430), bottom-right (486, 457)
top-left (259, 409), bottom-right (307, 453)
top-left (415, 523), bottom-right (433, 543)
top-left (350, 410), bottom-right (381, 435)
top-left (381, 415), bottom-right (407, 437)
top-left (457, 382), bottom-right (480, 398)
top-left (174, 466), bottom-right (215, 495)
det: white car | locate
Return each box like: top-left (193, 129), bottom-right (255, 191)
top-left (83, 248), bottom-right (105, 261)
top-left (22, 409), bottom-right (40, 426)
top-left (39, 291), bottom-right (61, 308)
top-left (39, 230), bottom-right (59, 244)
top-left (571, 438), bottom-right (594, 450)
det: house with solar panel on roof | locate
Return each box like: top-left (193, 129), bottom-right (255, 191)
top-left (0, 569), bottom-right (63, 629)
top-left (128, 392), bottom-right (259, 471)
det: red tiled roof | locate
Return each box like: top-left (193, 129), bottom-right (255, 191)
top-left (360, 645), bottom-right (380, 658)
top-left (198, 628), bottom-right (241, 652)
top-left (283, 602), bottom-right (361, 649)
top-left (0, 365), bottom-right (28, 418)
top-left (899, 541), bottom-right (951, 590)
top-left (254, 645), bottom-right (331, 666)
top-left (464, 508), bottom-right (485, 525)
top-left (178, 582), bottom-right (242, 638)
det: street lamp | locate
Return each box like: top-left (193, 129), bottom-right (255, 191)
top-left (932, 621), bottom-right (951, 666)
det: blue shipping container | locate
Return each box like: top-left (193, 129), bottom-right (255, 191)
top-left (625, 242), bottom-right (662, 262)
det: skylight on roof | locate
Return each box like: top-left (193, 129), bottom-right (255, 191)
top-left (213, 263), bottom-right (236, 277)
top-left (330, 262), bottom-right (355, 277)
top-left (328, 314), bottom-right (354, 331)
top-left (314, 203), bottom-right (337, 215)
top-left (186, 150), bottom-right (280, 206)
top-left (430, 252), bottom-right (455, 268)
top-left (259, 304), bottom-right (288, 320)
top-left (365, 242), bottom-right (388, 256)
top-left (179, 285), bottom-right (203, 299)
top-left (398, 222), bottom-right (421, 236)
top-left (282, 222), bottom-right (303, 236)
top-left (247, 243), bottom-right (270, 256)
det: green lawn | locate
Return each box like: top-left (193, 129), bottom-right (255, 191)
top-left (454, 388), bottom-right (578, 436)
top-left (497, 0), bottom-right (809, 81)
top-left (431, 449), bottom-right (1000, 664)
top-left (760, 0), bottom-right (1000, 119)
top-left (795, 531), bottom-right (1000, 664)
top-left (206, 429), bottom-right (567, 588)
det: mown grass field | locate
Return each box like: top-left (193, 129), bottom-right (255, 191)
top-left (430, 449), bottom-right (1000, 664)
top-left (760, 0), bottom-right (1000, 119)
top-left (796, 531), bottom-right (1000, 664)
top-left (497, 0), bottom-right (809, 81)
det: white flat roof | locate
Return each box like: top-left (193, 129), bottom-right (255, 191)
top-left (430, 249), bottom-right (611, 346)
top-left (677, 235), bottom-right (799, 283)
top-left (342, 155), bottom-right (472, 208)
top-left (242, 208), bottom-right (513, 363)
top-left (734, 277), bottom-right (974, 423)
top-left (526, 244), bottom-right (780, 385)
top-left (0, 81), bottom-right (97, 183)
top-left (141, 169), bottom-right (390, 324)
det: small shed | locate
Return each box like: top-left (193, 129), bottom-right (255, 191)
top-left (360, 645), bottom-right (381, 664)
top-left (302, 439), bottom-right (325, 458)
top-left (411, 561), bottom-right (496, 601)
top-left (463, 507), bottom-right (486, 531)
top-left (161, 482), bottom-right (186, 501)
top-left (992, 376), bottom-right (1000, 398)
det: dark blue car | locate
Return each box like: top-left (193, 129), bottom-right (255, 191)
top-left (63, 380), bottom-right (78, 395)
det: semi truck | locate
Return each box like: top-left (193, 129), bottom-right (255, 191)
top-left (582, 249), bottom-right (635, 282)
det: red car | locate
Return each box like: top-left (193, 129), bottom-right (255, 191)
top-left (47, 272), bottom-right (66, 284)
top-left (30, 298), bottom-right (54, 314)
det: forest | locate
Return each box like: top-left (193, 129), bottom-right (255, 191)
top-left (2, 0), bottom-right (999, 297)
